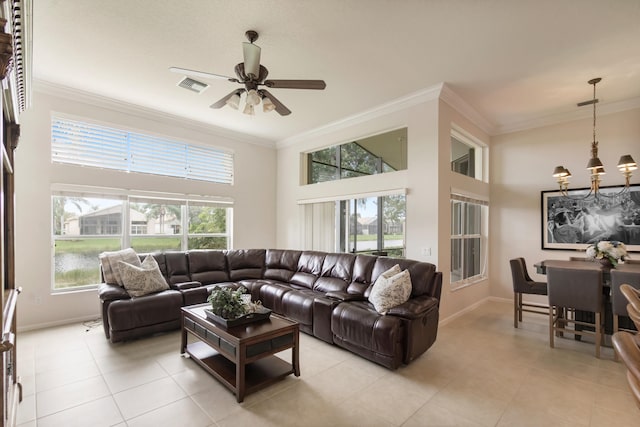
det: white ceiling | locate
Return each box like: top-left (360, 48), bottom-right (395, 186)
top-left (32, 0), bottom-right (640, 143)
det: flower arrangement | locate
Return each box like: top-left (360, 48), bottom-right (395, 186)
top-left (585, 240), bottom-right (629, 266)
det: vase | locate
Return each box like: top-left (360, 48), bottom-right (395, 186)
top-left (597, 258), bottom-right (613, 268)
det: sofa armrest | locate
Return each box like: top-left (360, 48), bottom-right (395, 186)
top-left (325, 290), bottom-right (366, 302)
top-left (98, 283), bottom-right (129, 302)
top-left (387, 296), bottom-right (439, 319)
top-left (170, 281), bottom-right (202, 291)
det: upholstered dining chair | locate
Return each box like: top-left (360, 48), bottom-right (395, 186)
top-left (509, 258), bottom-right (548, 328)
top-left (612, 271), bottom-right (640, 334)
top-left (612, 331), bottom-right (640, 408)
top-left (547, 266), bottom-right (604, 358)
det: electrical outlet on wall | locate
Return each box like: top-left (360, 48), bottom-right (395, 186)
top-left (421, 247), bottom-right (431, 256)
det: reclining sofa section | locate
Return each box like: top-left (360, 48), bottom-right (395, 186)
top-left (98, 249), bottom-right (443, 370)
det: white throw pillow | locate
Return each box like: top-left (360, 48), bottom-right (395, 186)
top-left (368, 268), bottom-right (412, 314)
top-left (99, 248), bottom-right (141, 286)
top-left (118, 255), bottom-right (169, 297)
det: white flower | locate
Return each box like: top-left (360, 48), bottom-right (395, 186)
top-left (586, 247), bottom-right (596, 258)
top-left (597, 241), bottom-right (613, 251)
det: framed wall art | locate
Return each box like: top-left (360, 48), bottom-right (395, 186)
top-left (541, 184), bottom-right (640, 251)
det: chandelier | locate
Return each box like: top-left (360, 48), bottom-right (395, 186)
top-left (552, 78), bottom-right (636, 198)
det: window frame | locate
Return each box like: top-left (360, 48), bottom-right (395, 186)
top-left (51, 114), bottom-right (235, 185)
top-left (51, 186), bottom-right (233, 293)
top-left (450, 196), bottom-right (488, 289)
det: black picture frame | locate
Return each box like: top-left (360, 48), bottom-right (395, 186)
top-left (541, 184), bottom-right (640, 251)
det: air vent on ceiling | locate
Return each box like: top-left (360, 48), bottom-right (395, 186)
top-left (178, 77), bottom-right (209, 94)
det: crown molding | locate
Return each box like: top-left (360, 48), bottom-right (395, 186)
top-left (495, 96), bottom-right (640, 135)
top-left (439, 84), bottom-right (496, 135)
top-left (276, 83), bottom-right (445, 149)
top-left (32, 79), bottom-right (276, 149)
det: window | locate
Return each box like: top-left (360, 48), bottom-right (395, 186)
top-left (51, 116), bottom-right (234, 184)
top-left (450, 195), bottom-right (487, 288)
top-left (307, 128), bottom-right (407, 184)
top-left (451, 129), bottom-right (485, 181)
top-left (302, 193), bottom-right (406, 257)
top-left (52, 190), bottom-right (232, 291)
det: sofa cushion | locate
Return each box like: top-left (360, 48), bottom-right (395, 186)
top-left (371, 257), bottom-right (436, 297)
top-left (164, 252), bottom-right (190, 285)
top-left (118, 255), bottom-right (170, 297)
top-left (290, 251), bottom-right (325, 289)
top-left (99, 248), bottom-right (141, 286)
top-left (368, 268), bottom-right (412, 314)
top-left (313, 253), bottom-right (356, 293)
top-left (227, 249), bottom-right (266, 280)
top-left (188, 250), bottom-right (229, 284)
top-left (348, 254), bottom-right (377, 296)
top-left (264, 249), bottom-right (301, 282)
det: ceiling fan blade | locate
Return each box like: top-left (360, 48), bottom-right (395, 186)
top-left (264, 79), bottom-right (326, 90)
top-left (169, 67), bottom-right (236, 82)
top-left (243, 42), bottom-right (261, 78)
top-left (209, 90), bottom-right (243, 109)
top-left (261, 89), bottom-right (291, 116)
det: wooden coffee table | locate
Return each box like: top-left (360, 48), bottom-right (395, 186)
top-left (180, 303), bottom-right (300, 402)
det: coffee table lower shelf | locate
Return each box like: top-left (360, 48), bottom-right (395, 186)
top-left (185, 341), bottom-right (295, 399)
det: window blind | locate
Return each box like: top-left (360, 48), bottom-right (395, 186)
top-left (51, 116), bottom-right (234, 185)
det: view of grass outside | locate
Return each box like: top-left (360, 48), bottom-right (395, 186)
top-left (53, 194), bottom-right (231, 290)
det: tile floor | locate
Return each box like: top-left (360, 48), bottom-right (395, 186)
top-left (15, 300), bottom-right (638, 427)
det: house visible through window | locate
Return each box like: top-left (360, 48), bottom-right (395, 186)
top-left (52, 190), bottom-right (232, 291)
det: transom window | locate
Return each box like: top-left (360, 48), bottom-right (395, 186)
top-left (51, 115), bottom-right (234, 184)
top-left (307, 128), bottom-right (407, 184)
top-left (451, 129), bottom-right (485, 182)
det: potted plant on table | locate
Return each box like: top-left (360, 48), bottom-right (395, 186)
top-left (205, 286), bottom-right (270, 328)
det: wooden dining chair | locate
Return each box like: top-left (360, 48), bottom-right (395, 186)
top-left (547, 266), bottom-right (604, 358)
top-left (612, 331), bottom-right (640, 408)
top-left (509, 258), bottom-right (548, 328)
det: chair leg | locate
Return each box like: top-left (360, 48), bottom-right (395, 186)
top-left (514, 293), bottom-right (519, 328)
top-left (595, 311), bottom-right (601, 359)
top-left (549, 305), bottom-right (555, 348)
top-left (518, 293), bottom-right (523, 322)
top-left (613, 314), bottom-right (619, 362)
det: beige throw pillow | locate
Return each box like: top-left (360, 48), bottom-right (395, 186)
top-left (368, 267), bottom-right (412, 314)
top-left (99, 248), bottom-right (141, 286)
top-left (118, 255), bottom-right (169, 297)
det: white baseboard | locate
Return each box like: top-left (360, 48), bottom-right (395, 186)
top-left (18, 315), bottom-right (102, 333)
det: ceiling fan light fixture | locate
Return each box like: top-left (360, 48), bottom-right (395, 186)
top-left (225, 91), bottom-right (242, 110)
top-left (262, 96), bottom-right (276, 113)
top-left (246, 89), bottom-right (261, 106)
top-left (243, 103), bottom-right (255, 115)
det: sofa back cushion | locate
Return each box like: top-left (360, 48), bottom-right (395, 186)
top-left (226, 249), bottom-right (266, 280)
top-left (264, 249), bottom-right (302, 282)
top-left (371, 257), bottom-right (437, 298)
top-left (164, 252), bottom-right (190, 285)
top-left (313, 253), bottom-right (356, 293)
top-left (347, 255), bottom-right (377, 296)
top-left (290, 251), bottom-right (326, 289)
top-left (188, 250), bottom-right (229, 284)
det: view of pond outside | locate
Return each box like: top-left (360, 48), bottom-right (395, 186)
top-left (52, 194), bottom-right (230, 289)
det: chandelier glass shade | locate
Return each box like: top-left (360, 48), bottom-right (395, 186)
top-left (552, 78), bottom-right (636, 199)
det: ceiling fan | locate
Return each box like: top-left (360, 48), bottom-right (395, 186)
top-left (170, 30), bottom-right (326, 116)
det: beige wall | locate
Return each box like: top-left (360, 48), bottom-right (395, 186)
top-left (490, 107), bottom-right (640, 303)
top-left (275, 94), bottom-right (492, 321)
top-left (15, 91), bottom-right (277, 329)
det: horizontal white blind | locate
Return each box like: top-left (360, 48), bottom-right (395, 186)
top-left (51, 116), bottom-right (234, 184)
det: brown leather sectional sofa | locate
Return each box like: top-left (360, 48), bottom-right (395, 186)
top-left (98, 249), bottom-right (443, 369)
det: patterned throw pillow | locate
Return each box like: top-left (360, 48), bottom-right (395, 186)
top-left (368, 267), bottom-right (412, 314)
top-left (118, 255), bottom-right (169, 297)
top-left (99, 248), bottom-right (141, 286)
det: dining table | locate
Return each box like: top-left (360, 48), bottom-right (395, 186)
top-left (534, 259), bottom-right (640, 336)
